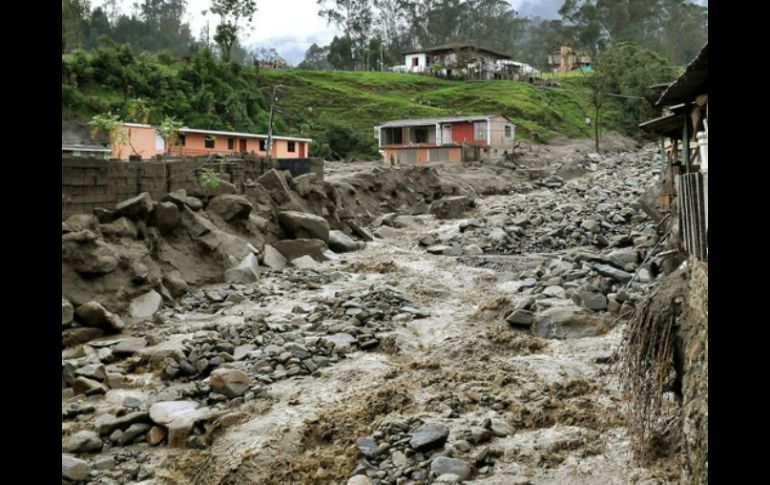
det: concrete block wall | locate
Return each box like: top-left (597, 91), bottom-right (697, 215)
top-left (62, 156), bottom-right (323, 219)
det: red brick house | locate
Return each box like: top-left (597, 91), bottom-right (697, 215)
top-left (375, 114), bottom-right (515, 164)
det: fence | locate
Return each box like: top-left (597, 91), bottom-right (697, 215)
top-left (677, 172), bottom-right (707, 261)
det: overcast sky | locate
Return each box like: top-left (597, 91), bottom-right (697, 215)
top-left (90, 0), bottom-right (706, 65)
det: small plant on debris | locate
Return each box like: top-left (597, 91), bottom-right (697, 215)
top-left (199, 168), bottom-right (220, 192)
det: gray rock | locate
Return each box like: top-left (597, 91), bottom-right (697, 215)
top-left (272, 238), bottom-right (329, 262)
top-left (278, 210), bottom-right (330, 242)
top-left (224, 253), bottom-right (260, 284)
top-left (113, 337), bottom-right (147, 354)
top-left (207, 195), bottom-right (253, 221)
top-left (505, 309), bottom-right (534, 327)
top-left (372, 213), bottom-right (396, 227)
top-left (347, 476), bottom-right (373, 485)
top-left (65, 214), bottom-right (99, 232)
top-left (488, 227), bottom-right (508, 245)
top-left (76, 301), bottom-right (124, 331)
top-left (542, 285), bottom-right (566, 298)
top-left (356, 437), bottom-right (378, 457)
top-left (463, 244), bottom-right (484, 256)
top-left (328, 230), bottom-right (363, 252)
top-left (99, 217), bottom-right (138, 239)
top-left (262, 244), bottom-right (288, 269)
top-left (410, 423), bottom-right (449, 451)
top-left (638, 267), bottom-right (652, 283)
top-left (94, 411), bottom-right (148, 434)
top-left (291, 255), bottom-right (320, 269)
top-left (150, 202), bottom-right (180, 234)
top-left (490, 421), bottom-right (513, 437)
top-left (374, 226), bottom-right (400, 239)
top-left (430, 196), bottom-right (475, 219)
top-left (430, 457), bottom-right (472, 480)
top-left (392, 450), bottom-right (409, 467)
top-left (426, 245), bottom-right (451, 255)
top-left (119, 423), bottom-right (152, 445)
top-left (64, 430), bottom-right (102, 453)
top-left (115, 192), bottom-right (154, 221)
top-left (210, 368), bottom-right (252, 398)
top-left (149, 400), bottom-right (206, 447)
top-left (129, 290), bottom-right (163, 319)
top-left (533, 306), bottom-right (611, 339)
top-left (257, 169), bottom-right (293, 204)
top-left (163, 270), bottom-right (189, 298)
top-left (579, 291), bottom-right (608, 311)
top-left (62, 298), bottom-right (74, 326)
top-left (594, 263), bottom-right (633, 283)
top-left (62, 454), bottom-right (90, 481)
top-left (580, 219), bottom-right (600, 233)
top-left (608, 248), bottom-right (639, 267)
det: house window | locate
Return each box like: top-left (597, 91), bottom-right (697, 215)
top-left (412, 57), bottom-right (419, 67)
top-left (259, 139), bottom-right (267, 151)
top-left (179, 134), bottom-right (186, 146)
top-left (415, 128), bottom-right (428, 143)
top-left (505, 125), bottom-right (512, 138)
top-left (227, 138), bottom-right (234, 150)
top-left (288, 141), bottom-right (296, 152)
top-left (205, 136), bottom-right (216, 148)
top-left (474, 121), bottom-right (488, 140)
top-left (391, 128), bottom-right (402, 144)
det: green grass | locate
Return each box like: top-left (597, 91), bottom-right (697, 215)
top-left (255, 69), bottom-right (606, 142)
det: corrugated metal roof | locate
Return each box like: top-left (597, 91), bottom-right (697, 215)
top-left (178, 127), bottom-right (312, 143)
top-left (402, 44), bottom-right (511, 59)
top-left (656, 43), bottom-right (708, 107)
top-left (62, 144), bottom-right (111, 152)
top-left (376, 115), bottom-right (504, 128)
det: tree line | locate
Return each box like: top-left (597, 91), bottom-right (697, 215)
top-left (300, 0), bottom-right (707, 71)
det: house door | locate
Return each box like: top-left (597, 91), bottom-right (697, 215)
top-left (239, 139), bottom-right (247, 153)
top-left (442, 124), bottom-right (452, 145)
top-left (299, 143), bottom-right (305, 157)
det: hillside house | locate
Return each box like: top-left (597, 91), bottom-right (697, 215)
top-left (640, 43), bottom-right (707, 261)
top-left (547, 46), bottom-right (592, 73)
top-left (395, 44), bottom-right (512, 80)
top-left (110, 123), bottom-right (311, 160)
top-left (375, 114), bottom-right (515, 164)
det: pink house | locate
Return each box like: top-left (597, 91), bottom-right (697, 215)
top-left (111, 123), bottom-right (311, 160)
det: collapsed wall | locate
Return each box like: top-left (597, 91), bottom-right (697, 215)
top-left (62, 163), bottom-right (514, 349)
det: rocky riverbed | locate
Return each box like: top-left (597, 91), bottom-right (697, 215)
top-left (62, 137), bottom-right (681, 484)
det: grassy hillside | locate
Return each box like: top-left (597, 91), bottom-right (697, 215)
top-left (63, 47), bottom-right (628, 159)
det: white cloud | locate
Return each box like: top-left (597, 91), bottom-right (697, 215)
top-left (90, 0), bottom-right (341, 64)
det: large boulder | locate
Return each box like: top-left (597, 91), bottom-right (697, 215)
top-left (430, 196), bottom-right (475, 220)
top-left (115, 192), bottom-right (154, 221)
top-left (76, 301), bottom-right (124, 332)
top-left (99, 217), bottom-right (138, 239)
top-left (328, 230), bottom-right (363, 253)
top-left (261, 244), bottom-right (288, 269)
top-left (209, 368), bottom-right (252, 398)
top-left (257, 169), bottom-right (293, 204)
top-left (62, 454), bottom-right (90, 481)
top-left (430, 457), bottom-right (472, 481)
top-left (128, 290), bottom-right (163, 319)
top-left (224, 253), bottom-right (260, 284)
top-left (278, 211), bottom-right (330, 242)
top-left (163, 270), bottom-right (189, 298)
top-left (272, 239), bottom-right (329, 262)
top-left (163, 190), bottom-right (203, 211)
top-left (149, 400), bottom-right (207, 448)
top-left (593, 263), bottom-right (633, 283)
top-left (150, 202), bottom-right (180, 234)
top-left (64, 430), bottom-right (102, 453)
top-left (410, 423), bottom-right (449, 451)
top-left (62, 230), bottom-right (119, 275)
top-left (532, 306), bottom-right (611, 339)
top-left (62, 298), bottom-right (74, 326)
top-left (207, 195), bottom-right (253, 222)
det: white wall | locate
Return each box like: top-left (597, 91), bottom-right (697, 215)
top-left (405, 53), bottom-right (427, 72)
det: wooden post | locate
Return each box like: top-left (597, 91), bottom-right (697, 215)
top-left (683, 117), bottom-right (690, 173)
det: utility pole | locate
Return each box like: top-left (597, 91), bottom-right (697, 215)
top-left (380, 43), bottom-right (384, 71)
top-left (266, 85), bottom-right (283, 156)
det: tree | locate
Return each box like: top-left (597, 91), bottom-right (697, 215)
top-left (317, 0), bottom-right (374, 69)
top-left (63, 0), bottom-right (90, 53)
top-left (298, 43), bottom-right (333, 70)
top-left (588, 42), bottom-right (676, 151)
top-left (327, 36), bottom-right (355, 70)
top-left (211, 0), bottom-right (257, 61)
top-left (156, 116), bottom-right (184, 156)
